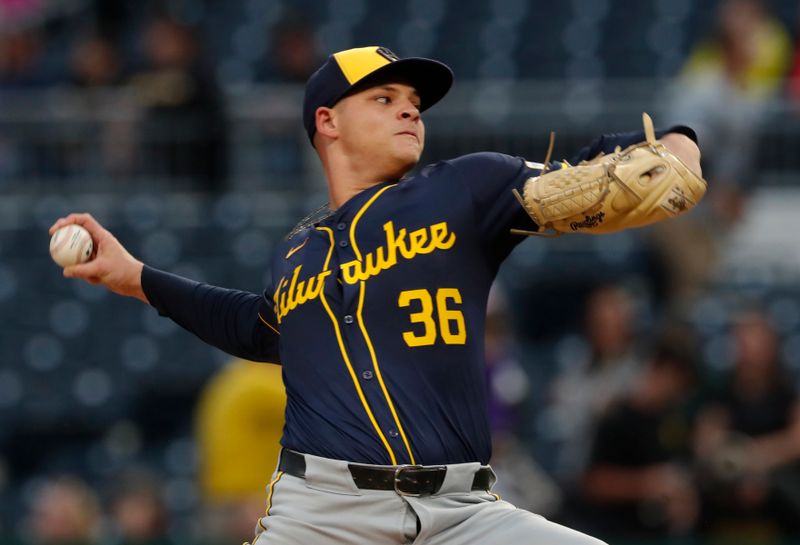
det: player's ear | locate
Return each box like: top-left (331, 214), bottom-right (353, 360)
top-left (316, 107), bottom-right (338, 140)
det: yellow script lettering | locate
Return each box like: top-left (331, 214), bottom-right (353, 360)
top-left (430, 222), bottom-right (456, 249)
top-left (340, 260), bottom-right (364, 285)
top-left (275, 221), bottom-right (456, 321)
top-left (274, 266), bottom-right (331, 323)
top-left (385, 221), bottom-right (414, 260)
top-left (408, 227), bottom-right (431, 254)
top-left (340, 221), bottom-right (456, 285)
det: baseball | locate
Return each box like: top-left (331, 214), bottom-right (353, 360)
top-left (49, 224), bottom-right (94, 268)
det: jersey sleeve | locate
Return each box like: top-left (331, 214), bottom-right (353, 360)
top-left (141, 265), bottom-right (281, 364)
top-left (570, 125), bottom-right (698, 163)
top-left (441, 151), bottom-right (541, 264)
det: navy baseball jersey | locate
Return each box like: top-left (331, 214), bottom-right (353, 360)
top-left (142, 126), bottom-right (695, 466)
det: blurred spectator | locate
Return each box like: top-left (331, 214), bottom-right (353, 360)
top-left (579, 330), bottom-right (700, 540)
top-left (544, 284), bottom-right (642, 486)
top-left (252, 14), bottom-right (322, 188)
top-left (485, 283), bottom-right (529, 435)
top-left (0, 28), bottom-right (53, 88)
top-left (784, 4), bottom-right (800, 105)
top-left (693, 309), bottom-right (800, 545)
top-left (69, 35), bottom-right (123, 88)
top-left (108, 468), bottom-right (172, 545)
top-left (0, 28), bottom-right (57, 179)
top-left (129, 17), bottom-right (228, 191)
top-left (659, 0), bottom-right (792, 311)
top-left (195, 358), bottom-right (286, 544)
top-left (256, 15), bottom-right (321, 83)
top-left (25, 475), bottom-right (103, 545)
top-left (646, 215), bottom-right (719, 311)
top-left (667, 0), bottom-right (791, 228)
top-left (64, 35), bottom-right (137, 179)
top-left (484, 283), bottom-right (561, 516)
top-left (682, 0), bottom-right (790, 95)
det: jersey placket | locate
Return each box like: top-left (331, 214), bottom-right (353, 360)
top-left (330, 216), bottom-right (396, 463)
top-left (322, 190), bottom-right (415, 465)
top-left (346, 187), bottom-right (417, 465)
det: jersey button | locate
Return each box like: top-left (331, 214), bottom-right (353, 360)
top-left (361, 370), bottom-right (373, 380)
top-left (388, 429), bottom-right (399, 438)
top-left (343, 315), bottom-right (354, 324)
top-left (337, 222), bottom-right (347, 231)
top-left (339, 240), bottom-right (349, 247)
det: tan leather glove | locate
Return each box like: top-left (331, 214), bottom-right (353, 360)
top-left (513, 113), bottom-right (707, 236)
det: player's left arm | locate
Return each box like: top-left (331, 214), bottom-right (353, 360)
top-left (570, 122), bottom-right (699, 165)
top-left (571, 122), bottom-right (701, 178)
top-left (514, 113), bottom-right (707, 236)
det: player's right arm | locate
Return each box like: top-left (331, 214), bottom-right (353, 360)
top-left (49, 213), bottom-right (281, 364)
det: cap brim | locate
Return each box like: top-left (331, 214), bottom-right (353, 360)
top-left (343, 57), bottom-right (453, 112)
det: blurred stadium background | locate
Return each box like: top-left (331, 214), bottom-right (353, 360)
top-left (4, 0), bottom-right (800, 544)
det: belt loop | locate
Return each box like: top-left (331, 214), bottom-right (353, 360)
top-left (436, 462), bottom-right (482, 495)
top-left (303, 452), bottom-right (363, 495)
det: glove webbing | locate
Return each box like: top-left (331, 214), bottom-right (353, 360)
top-left (511, 131), bottom-right (558, 237)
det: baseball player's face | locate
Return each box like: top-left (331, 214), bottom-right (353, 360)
top-left (333, 81), bottom-right (425, 178)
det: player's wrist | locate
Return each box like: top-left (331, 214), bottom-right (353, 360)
top-left (128, 259), bottom-right (149, 304)
top-left (113, 257), bottom-right (148, 303)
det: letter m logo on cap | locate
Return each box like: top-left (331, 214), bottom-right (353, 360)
top-left (376, 47), bottom-right (400, 62)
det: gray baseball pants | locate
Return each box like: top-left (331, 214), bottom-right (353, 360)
top-left (252, 451), bottom-right (607, 545)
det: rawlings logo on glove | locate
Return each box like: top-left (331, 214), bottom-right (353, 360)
top-left (512, 113), bottom-right (707, 236)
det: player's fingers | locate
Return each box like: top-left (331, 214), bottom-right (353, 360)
top-left (49, 217), bottom-right (71, 235)
top-left (67, 212), bottom-right (107, 239)
top-left (63, 259), bottom-right (103, 280)
top-left (50, 213), bottom-right (106, 239)
top-left (49, 213), bottom-right (90, 234)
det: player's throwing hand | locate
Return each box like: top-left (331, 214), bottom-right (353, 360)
top-left (49, 213), bottom-right (148, 303)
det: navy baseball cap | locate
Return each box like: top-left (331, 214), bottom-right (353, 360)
top-left (303, 46), bottom-right (453, 144)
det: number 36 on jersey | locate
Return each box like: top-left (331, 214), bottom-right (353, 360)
top-left (398, 287), bottom-right (466, 347)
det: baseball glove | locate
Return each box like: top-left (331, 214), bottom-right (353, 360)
top-left (512, 113), bottom-right (707, 236)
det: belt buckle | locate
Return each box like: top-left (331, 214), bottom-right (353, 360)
top-left (393, 464), bottom-right (424, 497)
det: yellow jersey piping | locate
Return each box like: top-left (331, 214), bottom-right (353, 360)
top-left (258, 312), bottom-right (280, 335)
top-left (349, 184), bottom-right (416, 464)
top-left (318, 227), bottom-right (335, 270)
top-left (356, 281), bottom-right (416, 463)
top-left (349, 185), bottom-right (395, 256)
top-left (316, 225), bottom-right (398, 464)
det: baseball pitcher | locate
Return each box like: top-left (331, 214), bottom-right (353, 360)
top-left (51, 46), bottom-right (705, 544)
